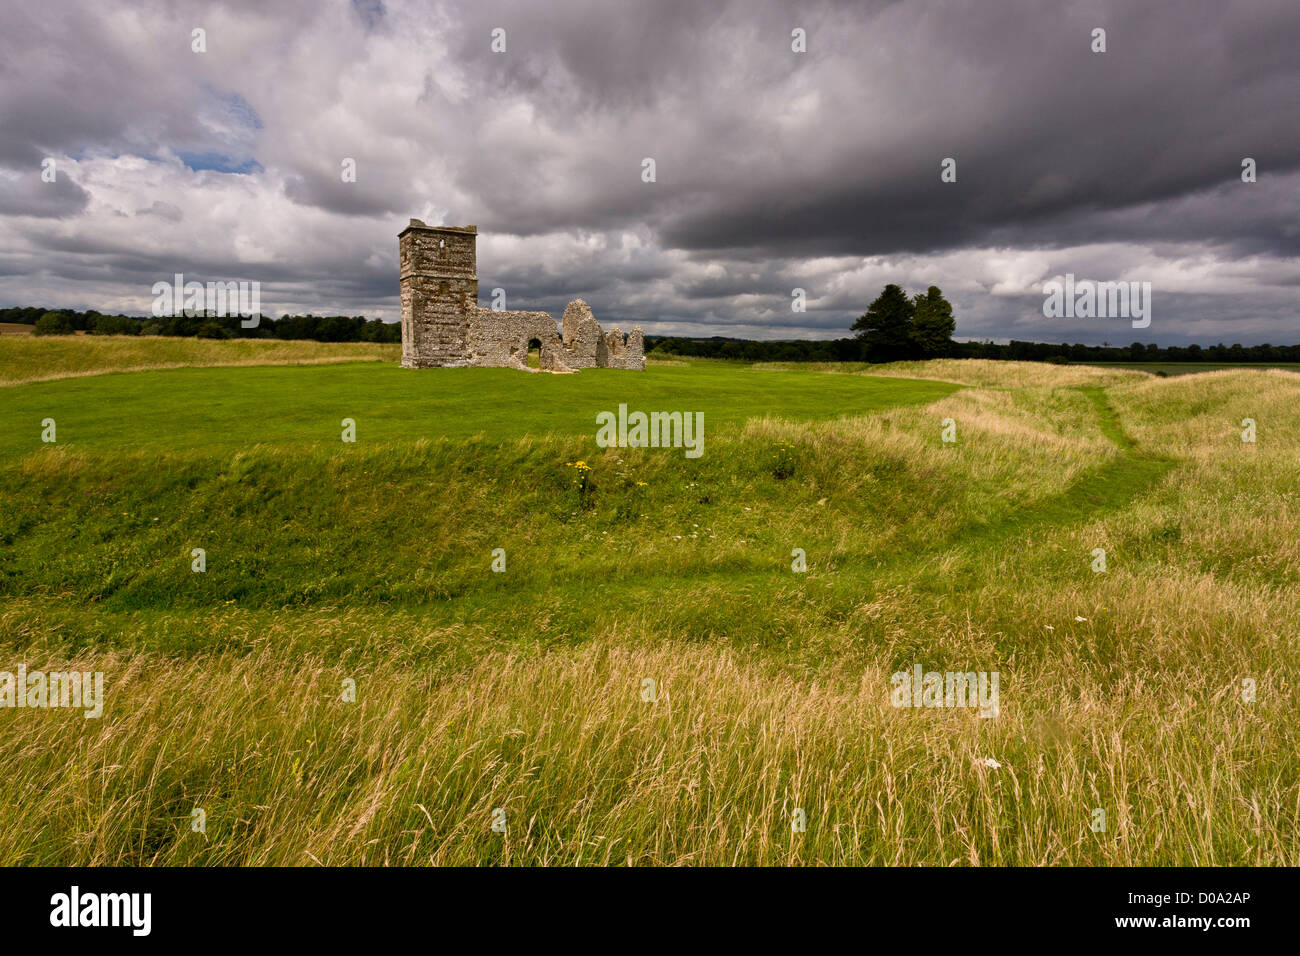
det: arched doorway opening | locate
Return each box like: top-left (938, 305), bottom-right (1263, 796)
top-left (526, 337), bottom-right (542, 369)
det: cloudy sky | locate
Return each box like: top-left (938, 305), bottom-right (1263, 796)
top-left (1, 0), bottom-right (1297, 344)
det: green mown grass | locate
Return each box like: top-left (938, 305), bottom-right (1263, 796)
top-left (0, 360), bottom-right (955, 462)
top-left (0, 342), bottom-right (1296, 865)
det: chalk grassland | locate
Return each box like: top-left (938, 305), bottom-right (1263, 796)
top-left (0, 335), bottom-right (397, 387)
top-left (0, 338), bottom-right (1295, 865)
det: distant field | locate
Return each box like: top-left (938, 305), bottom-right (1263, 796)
top-left (1, 340), bottom-right (1297, 866)
top-left (0, 334), bottom-right (396, 386)
top-left (1083, 361), bottom-right (1300, 376)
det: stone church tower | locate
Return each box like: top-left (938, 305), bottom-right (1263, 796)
top-left (398, 222), bottom-right (480, 368)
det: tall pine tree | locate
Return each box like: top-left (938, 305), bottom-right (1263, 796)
top-left (851, 284), bottom-right (915, 361)
top-left (910, 286), bottom-right (955, 357)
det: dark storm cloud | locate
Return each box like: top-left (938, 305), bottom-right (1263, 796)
top-left (0, 0), bottom-right (1296, 342)
top-left (0, 4), bottom-right (270, 173)
top-left (648, 0), bottom-right (1300, 257)
top-left (0, 173), bottom-right (90, 218)
top-left (283, 172), bottom-right (405, 218)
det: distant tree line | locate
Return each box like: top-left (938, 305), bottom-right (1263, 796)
top-left (2, 306), bottom-right (401, 343)
top-left (646, 336), bottom-right (865, 362)
top-left (648, 282), bottom-right (1300, 364)
top-left (651, 337), bottom-right (1300, 364)
top-left (951, 339), bottom-right (1300, 364)
top-left (647, 283), bottom-right (958, 363)
top-left (9, 301), bottom-right (1300, 364)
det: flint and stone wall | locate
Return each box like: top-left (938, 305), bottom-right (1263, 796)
top-left (399, 219), bottom-right (644, 371)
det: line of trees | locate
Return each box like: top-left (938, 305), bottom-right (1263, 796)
top-left (650, 282), bottom-right (1300, 364)
top-left (647, 336), bottom-right (864, 362)
top-left (10, 301), bottom-right (1300, 365)
top-left (651, 283), bottom-right (959, 363)
top-left (649, 335), bottom-right (1300, 365)
top-left (2, 307), bottom-right (401, 343)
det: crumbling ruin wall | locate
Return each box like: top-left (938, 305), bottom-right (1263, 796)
top-left (559, 299), bottom-right (605, 368)
top-left (399, 220), bottom-right (645, 371)
top-left (465, 307), bottom-right (572, 371)
top-left (606, 327), bottom-right (646, 370)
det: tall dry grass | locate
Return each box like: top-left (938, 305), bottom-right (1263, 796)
top-left (0, 635), bottom-right (1291, 866)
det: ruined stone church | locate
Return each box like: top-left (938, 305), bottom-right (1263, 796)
top-left (398, 220), bottom-right (645, 371)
